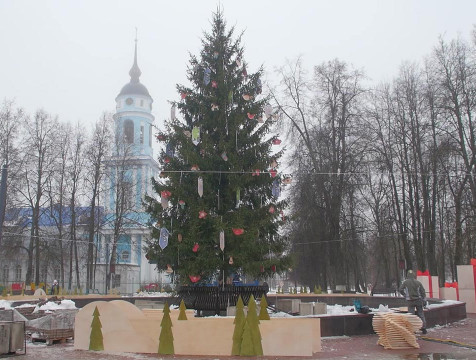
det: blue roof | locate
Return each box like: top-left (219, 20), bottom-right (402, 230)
top-left (5, 206), bottom-right (104, 228)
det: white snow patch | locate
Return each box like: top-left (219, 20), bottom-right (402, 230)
top-left (33, 299), bottom-right (77, 313)
top-left (133, 291), bottom-right (173, 297)
top-left (14, 303), bottom-right (36, 308)
top-left (0, 299), bottom-right (13, 309)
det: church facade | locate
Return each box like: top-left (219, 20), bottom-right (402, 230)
top-left (93, 40), bottom-right (162, 294)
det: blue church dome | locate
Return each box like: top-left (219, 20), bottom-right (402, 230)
top-left (118, 81), bottom-right (150, 97)
top-left (117, 38), bottom-right (151, 99)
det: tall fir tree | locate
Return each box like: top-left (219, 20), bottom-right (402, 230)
top-left (158, 302), bottom-right (174, 355)
top-left (145, 9), bottom-right (291, 284)
top-left (89, 306), bottom-right (104, 351)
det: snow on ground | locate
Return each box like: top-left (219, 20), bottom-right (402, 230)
top-left (0, 299), bottom-right (13, 309)
top-left (33, 299), bottom-right (77, 313)
top-left (133, 291), bottom-right (173, 297)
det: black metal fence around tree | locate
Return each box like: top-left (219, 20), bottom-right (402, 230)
top-left (178, 284), bottom-right (269, 315)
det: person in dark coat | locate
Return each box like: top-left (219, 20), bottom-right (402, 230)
top-left (50, 279), bottom-right (59, 295)
top-left (399, 270), bottom-right (427, 334)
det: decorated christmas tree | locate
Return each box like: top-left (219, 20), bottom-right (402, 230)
top-left (258, 295), bottom-right (270, 320)
top-left (231, 295), bottom-right (246, 355)
top-left (158, 302), bottom-right (174, 355)
top-left (145, 9), bottom-right (291, 284)
top-left (89, 306), bottom-right (104, 351)
top-left (178, 299), bottom-right (188, 320)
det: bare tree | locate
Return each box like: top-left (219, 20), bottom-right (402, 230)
top-left (84, 113), bottom-right (111, 293)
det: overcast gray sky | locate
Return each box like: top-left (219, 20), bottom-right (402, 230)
top-left (1, 0), bottom-right (475, 130)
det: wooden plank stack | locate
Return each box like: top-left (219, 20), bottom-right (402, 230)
top-left (372, 313), bottom-right (422, 350)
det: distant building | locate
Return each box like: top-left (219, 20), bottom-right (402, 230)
top-left (0, 41), bottom-right (165, 294)
top-left (95, 38), bottom-right (161, 294)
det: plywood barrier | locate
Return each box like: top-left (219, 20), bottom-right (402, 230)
top-left (75, 300), bottom-right (321, 357)
top-left (372, 313), bottom-right (422, 350)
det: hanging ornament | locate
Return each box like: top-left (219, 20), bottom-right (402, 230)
top-left (269, 169), bottom-right (277, 178)
top-left (171, 104), bottom-right (176, 120)
top-left (221, 152), bottom-right (228, 161)
top-left (199, 210), bottom-right (207, 219)
top-left (269, 205), bottom-right (275, 214)
top-left (192, 126), bottom-right (200, 145)
top-left (229, 256), bottom-right (234, 265)
top-left (191, 164), bottom-right (200, 171)
top-left (180, 92), bottom-right (187, 99)
top-left (228, 90), bottom-right (233, 103)
top-left (192, 243), bottom-right (200, 252)
top-left (256, 79), bottom-right (262, 95)
top-left (159, 227), bottom-right (170, 250)
top-left (166, 264), bottom-right (173, 274)
top-left (211, 103), bottom-right (219, 111)
top-left (183, 130), bottom-right (192, 137)
top-left (236, 57), bottom-right (242, 67)
top-left (164, 157), bottom-right (170, 164)
top-left (232, 228), bottom-right (244, 235)
top-left (213, 51), bottom-right (219, 59)
top-left (264, 104), bottom-right (273, 119)
top-left (189, 275), bottom-right (201, 283)
top-left (242, 67), bottom-right (248, 77)
top-left (161, 191), bottom-right (171, 209)
top-left (178, 200), bottom-right (185, 209)
top-left (247, 113), bottom-right (255, 120)
top-left (219, 230), bottom-right (225, 251)
top-left (203, 67), bottom-right (211, 85)
top-left (153, 221), bottom-right (160, 229)
top-left (270, 159), bottom-right (278, 169)
top-left (272, 138), bottom-right (282, 145)
top-left (257, 116), bottom-right (264, 123)
top-left (178, 233), bottom-right (183, 242)
top-left (198, 177), bottom-right (203, 198)
top-left (157, 133), bottom-right (166, 141)
top-left (166, 142), bottom-right (175, 157)
top-left (272, 179), bottom-right (281, 198)
top-left (260, 265), bottom-right (265, 273)
top-left (252, 169), bottom-right (260, 176)
top-left (236, 188), bottom-right (240, 208)
top-left (283, 177), bottom-right (292, 184)
top-left (242, 94), bottom-right (252, 101)
top-left (281, 210), bottom-right (286, 222)
top-left (211, 80), bottom-right (218, 88)
top-left (271, 265), bottom-right (276, 272)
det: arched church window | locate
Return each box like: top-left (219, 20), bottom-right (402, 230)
top-left (124, 119), bottom-right (134, 144)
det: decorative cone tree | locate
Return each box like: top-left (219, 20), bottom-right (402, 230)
top-left (231, 295), bottom-right (246, 355)
top-left (158, 302), bottom-right (174, 355)
top-left (258, 295), bottom-right (270, 320)
top-left (245, 295), bottom-right (263, 355)
top-left (89, 306), bottom-right (104, 351)
top-left (145, 9), bottom-right (291, 285)
top-left (178, 299), bottom-right (188, 320)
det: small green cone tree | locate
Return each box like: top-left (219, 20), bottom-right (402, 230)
top-left (158, 302), bottom-right (174, 355)
top-left (178, 299), bottom-right (187, 320)
top-left (144, 9), bottom-right (291, 284)
top-left (245, 295), bottom-right (263, 355)
top-left (258, 295), bottom-right (270, 320)
top-left (89, 306), bottom-right (104, 351)
top-left (231, 295), bottom-right (245, 355)
top-left (239, 320), bottom-right (254, 356)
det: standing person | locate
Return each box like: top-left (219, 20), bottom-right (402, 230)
top-left (51, 279), bottom-right (59, 295)
top-left (399, 270), bottom-right (427, 334)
